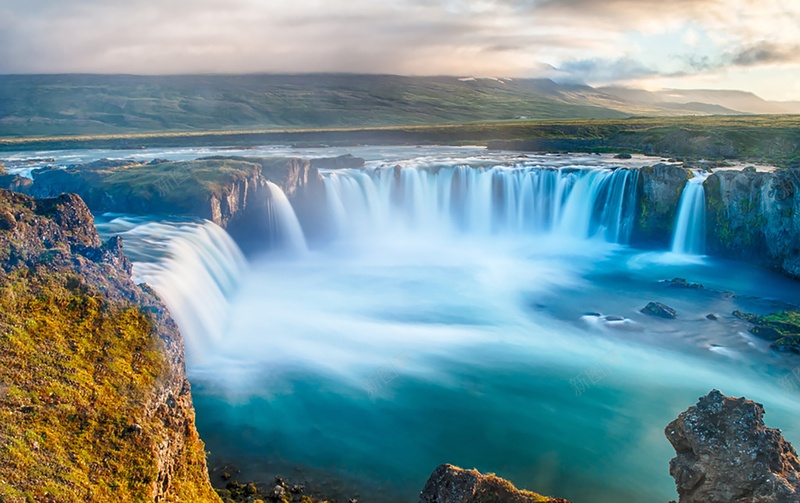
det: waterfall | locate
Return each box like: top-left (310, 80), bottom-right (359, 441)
top-left (95, 217), bottom-right (247, 361)
top-left (265, 181), bottom-right (308, 253)
top-left (671, 172), bottom-right (710, 255)
top-left (320, 165), bottom-right (640, 244)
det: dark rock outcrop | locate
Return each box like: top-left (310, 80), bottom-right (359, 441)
top-left (0, 189), bottom-right (219, 502)
top-left (666, 390), bottom-right (800, 503)
top-left (214, 474), bottom-right (337, 503)
top-left (705, 169), bottom-right (800, 279)
top-left (634, 164), bottom-right (691, 246)
top-left (210, 156), bottom-right (323, 199)
top-left (419, 464), bottom-right (571, 503)
top-left (310, 154), bottom-right (366, 170)
top-left (641, 301), bottom-right (677, 319)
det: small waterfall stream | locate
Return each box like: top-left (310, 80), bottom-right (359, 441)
top-left (671, 172), bottom-right (710, 255)
top-left (265, 181), bottom-right (308, 254)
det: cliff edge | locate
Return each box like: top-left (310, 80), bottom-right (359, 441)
top-left (0, 189), bottom-right (219, 502)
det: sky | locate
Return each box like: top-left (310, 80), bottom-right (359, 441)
top-left (1, 0), bottom-right (799, 100)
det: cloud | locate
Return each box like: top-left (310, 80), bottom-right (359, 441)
top-left (680, 41), bottom-right (800, 75)
top-left (0, 0), bottom-right (798, 102)
top-left (0, 0), bottom-right (616, 75)
top-left (730, 41), bottom-right (800, 66)
top-left (556, 57), bottom-right (658, 84)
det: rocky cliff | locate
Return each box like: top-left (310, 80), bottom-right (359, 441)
top-left (633, 164), bottom-right (800, 280)
top-left (666, 390), bottom-right (800, 503)
top-left (634, 163), bottom-right (691, 246)
top-left (195, 156), bottom-right (326, 250)
top-left (6, 158), bottom-right (265, 228)
top-left (705, 169), bottom-right (800, 279)
top-left (0, 189), bottom-right (220, 502)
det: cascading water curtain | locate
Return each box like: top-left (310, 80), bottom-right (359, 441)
top-left (320, 165), bottom-right (640, 244)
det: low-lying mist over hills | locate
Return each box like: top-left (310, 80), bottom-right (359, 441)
top-left (2, 73), bottom-right (799, 138)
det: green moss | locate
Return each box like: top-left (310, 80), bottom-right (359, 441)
top-left (704, 175), bottom-right (736, 249)
top-left (757, 311), bottom-right (800, 335)
top-left (102, 159), bottom-right (261, 208)
top-left (23, 158), bottom-right (265, 219)
top-left (0, 268), bottom-right (219, 502)
top-left (737, 310), bottom-right (800, 353)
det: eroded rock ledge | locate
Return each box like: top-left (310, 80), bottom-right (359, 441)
top-left (418, 464), bottom-right (571, 503)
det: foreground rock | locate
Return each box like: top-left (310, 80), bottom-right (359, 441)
top-left (216, 476), bottom-right (328, 503)
top-left (419, 464), bottom-right (571, 503)
top-left (0, 190), bottom-right (219, 502)
top-left (666, 390), bottom-right (800, 503)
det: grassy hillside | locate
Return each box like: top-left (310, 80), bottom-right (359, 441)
top-left (0, 74), bottom-right (635, 137)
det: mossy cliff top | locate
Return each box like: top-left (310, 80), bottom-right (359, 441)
top-left (0, 189), bottom-right (220, 502)
top-left (1, 157), bottom-right (321, 231)
top-left (15, 158), bottom-right (263, 221)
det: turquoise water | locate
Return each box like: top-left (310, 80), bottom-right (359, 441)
top-left (187, 234), bottom-right (800, 503)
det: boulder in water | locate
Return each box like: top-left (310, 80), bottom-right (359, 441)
top-left (418, 464), bottom-right (571, 503)
top-left (641, 301), bottom-right (677, 319)
top-left (771, 336), bottom-right (800, 354)
top-left (667, 278), bottom-right (704, 289)
top-left (666, 390), bottom-right (800, 502)
top-left (733, 309), bottom-right (800, 353)
top-left (614, 153), bottom-right (633, 159)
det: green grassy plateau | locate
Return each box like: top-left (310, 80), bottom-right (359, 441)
top-left (2, 115), bottom-right (798, 168)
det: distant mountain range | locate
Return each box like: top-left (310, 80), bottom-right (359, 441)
top-left (599, 87), bottom-right (800, 115)
top-left (0, 73), bottom-right (798, 137)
